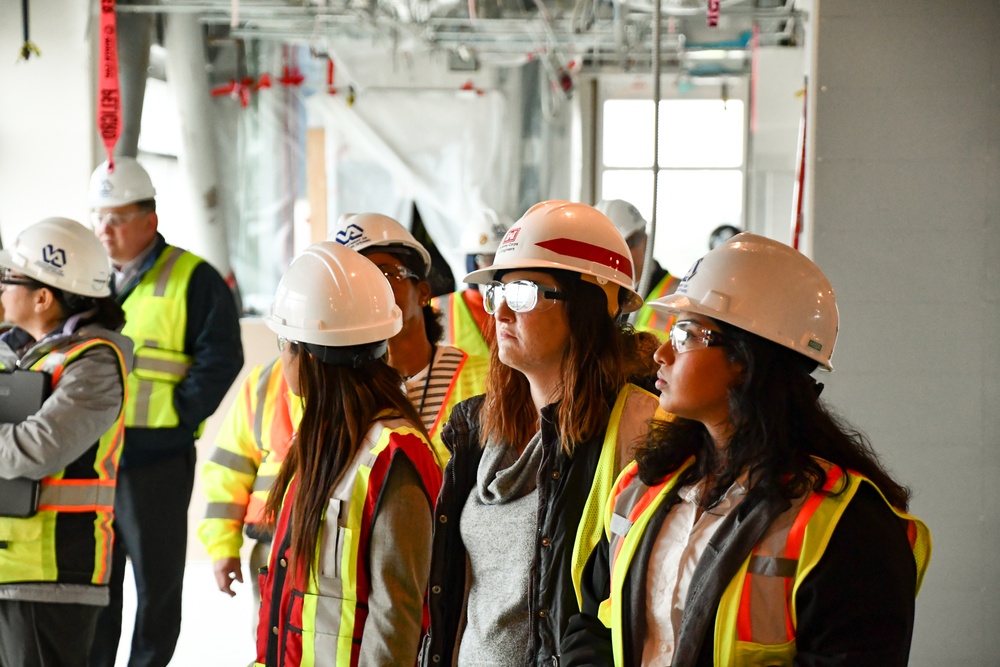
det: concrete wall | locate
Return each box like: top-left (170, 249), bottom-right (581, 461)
top-left (809, 1), bottom-right (1000, 663)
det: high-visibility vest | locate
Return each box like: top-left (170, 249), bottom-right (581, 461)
top-left (568, 383), bottom-right (666, 609)
top-left (0, 338), bottom-right (128, 586)
top-left (422, 347), bottom-right (488, 469)
top-left (430, 290), bottom-right (490, 358)
top-left (120, 245), bottom-right (202, 430)
top-left (198, 358), bottom-right (302, 558)
top-left (256, 418), bottom-right (443, 667)
top-left (632, 272), bottom-right (679, 339)
top-left (602, 457), bottom-right (932, 666)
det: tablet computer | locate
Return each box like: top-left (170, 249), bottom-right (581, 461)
top-left (0, 370), bottom-right (52, 518)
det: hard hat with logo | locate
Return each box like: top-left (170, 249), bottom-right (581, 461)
top-left (459, 208), bottom-right (513, 255)
top-left (265, 241), bottom-right (402, 355)
top-left (649, 233), bottom-right (839, 370)
top-left (89, 157), bottom-right (157, 208)
top-left (0, 217), bottom-right (113, 298)
top-left (464, 200), bottom-right (643, 315)
top-left (595, 199), bottom-right (647, 240)
top-left (330, 213), bottom-right (431, 278)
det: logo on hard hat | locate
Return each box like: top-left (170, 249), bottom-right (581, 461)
top-left (42, 245), bottom-right (67, 269)
top-left (502, 228), bottom-right (520, 244)
top-left (676, 257), bottom-right (703, 294)
top-left (99, 178), bottom-right (114, 196)
top-left (334, 224), bottom-right (364, 246)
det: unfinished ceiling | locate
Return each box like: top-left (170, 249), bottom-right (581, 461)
top-left (117, 0), bottom-right (804, 80)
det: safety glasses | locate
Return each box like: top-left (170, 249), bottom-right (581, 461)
top-left (276, 336), bottom-right (299, 353)
top-left (89, 209), bottom-right (143, 229)
top-left (0, 268), bottom-right (43, 290)
top-left (669, 320), bottom-right (727, 354)
top-left (377, 263), bottom-right (421, 283)
top-left (483, 279), bottom-right (566, 314)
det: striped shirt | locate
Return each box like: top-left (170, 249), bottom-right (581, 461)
top-left (403, 344), bottom-right (467, 432)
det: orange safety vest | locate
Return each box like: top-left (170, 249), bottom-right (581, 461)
top-left (0, 338), bottom-right (128, 586)
top-left (602, 457), bottom-right (931, 666)
top-left (256, 418), bottom-right (442, 667)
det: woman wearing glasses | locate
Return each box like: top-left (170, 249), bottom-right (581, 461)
top-left (332, 213), bottom-right (487, 468)
top-left (561, 234), bottom-right (931, 667)
top-left (0, 217), bottom-right (132, 666)
top-left (420, 201), bottom-right (663, 667)
top-left (255, 241), bottom-right (442, 667)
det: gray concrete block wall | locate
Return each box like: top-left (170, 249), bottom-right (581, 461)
top-left (811, 1), bottom-right (1000, 663)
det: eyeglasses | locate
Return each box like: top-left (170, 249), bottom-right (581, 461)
top-left (276, 336), bottom-right (299, 353)
top-left (483, 279), bottom-right (566, 314)
top-left (89, 209), bottom-right (143, 229)
top-left (0, 269), bottom-right (43, 290)
top-left (669, 320), bottom-right (727, 354)
top-left (377, 264), bottom-right (421, 283)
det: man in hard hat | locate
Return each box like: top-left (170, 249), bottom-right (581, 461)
top-left (595, 199), bottom-right (679, 337)
top-left (430, 208), bottom-right (512, 358)
top-left (86, 157), bottom-right (244, 667)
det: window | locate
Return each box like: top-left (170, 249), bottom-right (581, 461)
top-left (600, 96), bottom-right (745, 279)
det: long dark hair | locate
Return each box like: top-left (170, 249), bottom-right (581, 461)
top-left (634, 319), bottom-right (911, 510)
top-left (480, 269), bottom-right (659, 453)
top-left (262, 343), bottom-right (429, 583)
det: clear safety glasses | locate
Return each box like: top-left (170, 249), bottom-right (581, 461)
top-left (0, 268), bottom-right (43, 290)
top-left (377, 263), bottom-right (421, 283)
top-left (89, 209), bottom-right (143, 229)
top-left (483, 279), bottom-right (566, 315)
top-left (669, 320), bottom-right (727, 354)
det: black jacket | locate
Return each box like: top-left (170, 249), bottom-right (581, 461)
top-left (420, 394), bottom-right (613, 667)
top-left (561, 482), bottom-right (918, 667)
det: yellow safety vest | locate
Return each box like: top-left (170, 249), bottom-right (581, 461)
top-left (568, 383), bottom-right (666, 608)
top-left (602, 457), bottom-right (931, 666)
top-left (121, 246), bottom-right (202, 430)
top-left (198, 358), bottom-right (302, 559)
top-left (256, 417), bottom-right (442, 667)
top-left (633, 272), bottom-right (678, 339)
top-left (430, 290), bottom-right (491, 358)
top-left (0, 338), bottom-right (128, 586)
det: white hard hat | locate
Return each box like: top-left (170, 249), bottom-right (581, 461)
top-left (464, 200), bottom-right (643, 314)
top-left (330, 213), bottom-right (432, 278)
top-left (459, 209), bottom-right (513, 255)
top-left (649, 233), bottom-right (839, 370)
top-left (595, 199), bottom-right (647, 240)
top-left (0, 217), bottom-right (113, 298)
top-left (265, 241), bottom-right (402, 348)
top-left (89, 157), bottom-right (156, 208)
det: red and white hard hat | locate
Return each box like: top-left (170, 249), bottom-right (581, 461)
top-left (331, 213), bottom-right (431, 278)
top-left (649, 233), bottom-right (839, 370)
top-left (464, 200), bottom-right (643, 314)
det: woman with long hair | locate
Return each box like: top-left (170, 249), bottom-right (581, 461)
top-left (0, 217), bottom-right (132, 666)
top-left (255, 242), bottom-right (442, 667)
top-left (561, 233), bottom-right (931, 667)
top-left (421, 201), bottom-right (663, 667)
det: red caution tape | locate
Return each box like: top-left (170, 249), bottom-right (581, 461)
top-left (97, 0), bottom-right (121, 171)
top-left (707, 0), bottom-right (720, 27)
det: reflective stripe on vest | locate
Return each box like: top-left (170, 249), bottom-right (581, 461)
top-left (633, 273), bottom-right (678, 337)
top-left (266, 418), bottom-right (442, 667)
top-left (121, 246), bottom-right (201, 429)
top-left (569, 383), bottom-right (663, 609)
top-left (425, 349), bottom-right (488, 469)
top-left (431, 291), bottom-right (490, 359)
top-left (0, 338), bottom-right (128, 587)
top-left (604, 457), bottom-right (931, 667)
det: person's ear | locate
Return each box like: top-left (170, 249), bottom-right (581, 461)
top-left (417, 281), bottom-right (432, 307)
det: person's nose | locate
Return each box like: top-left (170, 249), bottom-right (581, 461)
top-left (652, 338), bottom-right (675, 366)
